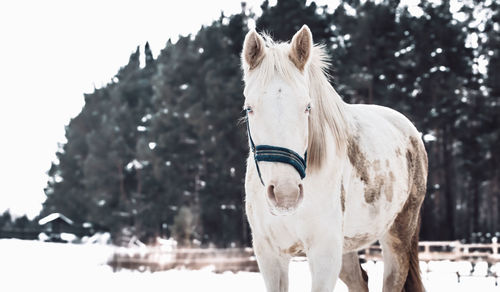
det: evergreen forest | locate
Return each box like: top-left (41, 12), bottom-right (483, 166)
top-left (29, 0), bottom-right (500, 246)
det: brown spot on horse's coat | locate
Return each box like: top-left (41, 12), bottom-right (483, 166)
top-left (390, 136), bottom-right (427, 238)
top-left (283, 241), bottom-right (305, 256)
top-left (406, 136), bottom-right (428, 199)
top-left (347, 138), bottom-right (370, 183)
top-left (365, 174), bottom-right (384, 204)
top-left (347, 137), bottom-right (370, 185)
top-left (385, 171), bottom-right (395, 202)
top-left (347, 135), bottom-right (417, 205)
top-left (340, 183), bottom-right (346, 212)
top-left (383, 135), bottom-right (428, 291)
top-left (343, 234), bottom-right (374, 252)
top-left (348, 136), bottom-right (385, 204)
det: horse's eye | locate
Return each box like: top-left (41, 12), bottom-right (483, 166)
top-left (305, 103), bottom-right (312, 113)
top-left (245, 106), bottom-right (253, 114)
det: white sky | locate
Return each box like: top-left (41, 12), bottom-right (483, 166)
top-left (0, 0), bottom-right (430, 219)
top-left (0, 0), bottom-right (277, 218)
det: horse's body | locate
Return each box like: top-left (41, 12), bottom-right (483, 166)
top-left (241, 26), bottom-right (427, 292)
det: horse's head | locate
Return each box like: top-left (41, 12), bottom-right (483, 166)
top-left (241, 25), bottom-right (314, 215)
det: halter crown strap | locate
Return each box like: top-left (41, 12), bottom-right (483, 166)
top-left (246, 115), bottom-right (307, 186)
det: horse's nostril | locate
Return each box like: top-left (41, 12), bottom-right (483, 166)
top-left (267, 185), bottom-right (277, 204)
top-left (298, 183), bottom-right (304, 202)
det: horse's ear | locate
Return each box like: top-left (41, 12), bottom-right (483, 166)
top-left (289, 25), bottom-right (313, 71)
top-left (242, 29), bottom-right (266, 70)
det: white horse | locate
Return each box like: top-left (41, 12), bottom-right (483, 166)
top-left (241, 25), bottom-right (427, 292)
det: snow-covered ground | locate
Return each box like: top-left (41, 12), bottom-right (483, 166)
top-left (0, 239), bottom-right (498, 291)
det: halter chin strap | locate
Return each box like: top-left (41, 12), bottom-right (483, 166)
top-left (246, 115), bottom-right (307, 186)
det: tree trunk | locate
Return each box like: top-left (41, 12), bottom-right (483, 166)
top-left (443, 124), bottom-right (455, 240)
top-left (117, 161), bottom-right (128, 203)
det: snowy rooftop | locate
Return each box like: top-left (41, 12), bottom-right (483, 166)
top-left (38, 213), bottom-right (74, 225)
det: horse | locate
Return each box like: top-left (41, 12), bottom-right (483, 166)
top-left (241, 25), bottom-right (427, 292)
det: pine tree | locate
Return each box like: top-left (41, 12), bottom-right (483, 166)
top-left (41, 0), bottom-right (500, 245)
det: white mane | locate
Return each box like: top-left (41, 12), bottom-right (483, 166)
top-left (305, 45), bottom-right (349, 170)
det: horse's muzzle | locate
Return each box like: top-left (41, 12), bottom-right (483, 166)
top-left (266, 181), bottom-right (304, 214)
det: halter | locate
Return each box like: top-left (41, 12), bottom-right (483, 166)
top-left (246, 114), bottom-right (307, 186)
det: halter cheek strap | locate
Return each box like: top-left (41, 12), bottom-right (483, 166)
top-left (246, 115), bottom-right (307, 186)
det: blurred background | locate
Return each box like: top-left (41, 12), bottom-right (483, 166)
top-left (0, 0), bottom-right (499, 291)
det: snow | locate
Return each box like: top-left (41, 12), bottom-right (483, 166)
top-left (126, 159), bottom-right (145, 170)
top-left (141, 113), bottom-right (152, 122)
top-left (0, 239), bottom-right (498, 292)
top-left (424, 133), bottom-right (437, 142)
top-left (60, 232), bottom-right (78, 242)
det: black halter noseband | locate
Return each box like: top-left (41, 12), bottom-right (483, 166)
top-left (246, 115), bottom-right (307, 186)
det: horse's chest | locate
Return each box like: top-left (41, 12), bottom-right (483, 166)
top-left (262, 219), bottom-right (303, 251)
top-left (247, 203), bottom-right (307, 252)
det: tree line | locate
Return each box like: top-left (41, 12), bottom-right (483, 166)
top-left (31, 0), bottom-right (500, 246)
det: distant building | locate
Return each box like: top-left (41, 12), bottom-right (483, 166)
top-left (38, 213), bottom-right (84, 242)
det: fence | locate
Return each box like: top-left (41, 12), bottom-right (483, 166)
top-left (108, 240), bottom-right (500, 276)
top-left (361, 240), bottom-right (500, 263)
top-left (109, 246), bottom-right (259, 273)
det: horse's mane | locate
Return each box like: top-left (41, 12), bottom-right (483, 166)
top-left (242, 36), bottom-right (349, 171)
top-left (305, 45), bottom-right (348, 170)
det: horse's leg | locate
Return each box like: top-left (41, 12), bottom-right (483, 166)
top-left (307, 238), bottom-right (343, 292)
top-left (380, 198), bottom-right (424, 292)
top-left (254, 242), bottom-right (290, 292)
top-left (339, 252), bottom-right (369, 292)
